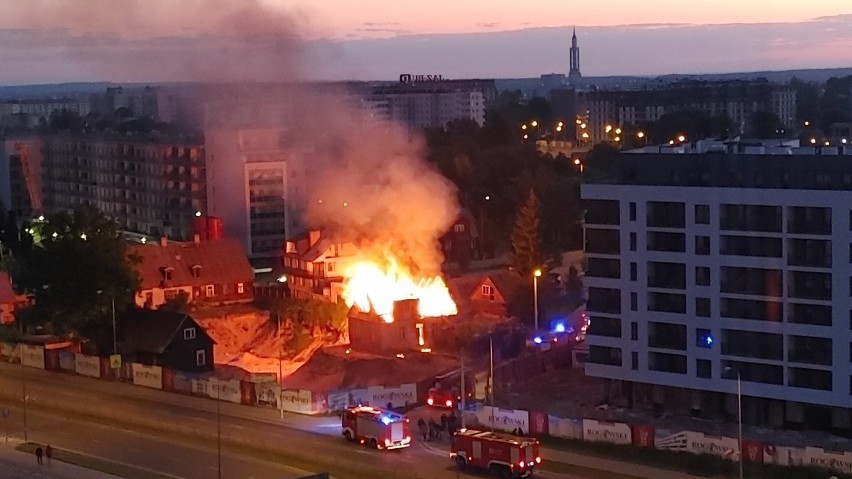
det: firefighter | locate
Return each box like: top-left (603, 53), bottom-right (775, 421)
top-left (418, 418), bottom-right (428, 441)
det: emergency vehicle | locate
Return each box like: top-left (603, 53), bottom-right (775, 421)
top-left (341, 406), bottom-right (412, 450)
top-left (450, 429), bottom-right (542, 478)
top-left (426, 386), bottom-right (458, 408)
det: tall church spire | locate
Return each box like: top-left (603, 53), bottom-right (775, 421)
top-left (569, 27), bottom-right (581, 84)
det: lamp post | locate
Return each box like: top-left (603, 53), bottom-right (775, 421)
top-left (533, 269), bottom-right (542, 330)
top-left (96, 290), bottom-right (117, 356)
top-left (277, 312), bottom-right (284, 420)
top-left (724, 366), bottom-right (743, 479)
top-left (217, 378), bottom-right (222, 479)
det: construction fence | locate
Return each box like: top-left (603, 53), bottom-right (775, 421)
top-left (3, 342), bottom-right (852, 476)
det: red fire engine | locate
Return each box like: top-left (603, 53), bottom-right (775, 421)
top-left (426, 386), bottom-right (458, 408)
top-left (341, 406), bottom-right (412, 450)
top-left (450, 429), bottom-right (542, 478)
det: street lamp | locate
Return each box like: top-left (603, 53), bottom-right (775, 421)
top-left (96, 290), bottom-right (117, 356)
top-left (533, 269), bottom-right (542, 330)
top-left (573, 158), bottom-right (584, 174)
top-left (277, 313), bottom-right (284, 420)
top-left (724, 366), bottom-right (743, 479)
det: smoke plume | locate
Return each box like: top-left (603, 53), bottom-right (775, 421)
top-left (3, 0), bottom-right (460, 272)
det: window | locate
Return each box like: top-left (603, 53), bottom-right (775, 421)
top-left (327, 262), bottom-right (335, 272)
top-left (630, 262), bottom-right (637, 281)
top-left (184, 327), bottom-right (197, 340)
top-left (163, 267), bottom-right (174, 281)
top-left (696, 298), bottom-right (711, 317)
top-left (629, 202), bottom-right (636, 221)
top-left (631, 322), bottom-right (638, 340)
top-left (482, 284), bottom-right (493, 296)
top-left (695, 236), bottom-right (710, 255)
top-left (453, 223), bottom-right (465, 233)
top-left (164, 289), bottom-right (179, 300)
top-left (631, 352), bottom-right (638, 370)
top-left (205, 285), bottom-right (215, 297)
top-left (629, 232), bottom-right (637, 251)
top-left (630, 292), bottom-right (638, 311)
top-left (697, 359), bottom-right (711, 379)
top-left (696, 328), bottom-right (714, 348)
top-left (695, 204), bottom-right (710, 224)
top-left (191, 265), bottom-right (201, 278)
top-left (237, 283), bottom-right (245, 294)
top-left (695, 267), bottom-right (710, 286)
top-left (196, 349), bottom-right (206, 366)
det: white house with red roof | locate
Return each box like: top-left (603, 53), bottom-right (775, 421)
top-left (130, 236), bottom-right (255, 309)
top-left (283, 230), bottom-right (360, 302)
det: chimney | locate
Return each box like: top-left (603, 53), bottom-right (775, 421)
top-left (393, 299), bottom-right (420, 323)
top-left (193, 234), bottom-right (201, 244)
top-left (159, 236), bottom-right (168, 247)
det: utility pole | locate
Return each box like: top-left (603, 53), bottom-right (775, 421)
top-left (217, 379), bottom-right (222, 479)
top-left (20, 345), bottom-right (27, 442)
top-left (459, 349), bottom-right (465, 429)
top-left (278, 313), bottom-right (284, 420)
top-left (489, 337), bottom-right (494, 432)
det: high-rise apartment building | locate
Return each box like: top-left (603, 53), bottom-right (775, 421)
top-left (577, 80), bottom-right (797, 142)
top-left (583, 143), bottom-right (852, 431)
top-left (42, 134), bottom-right (207, 240)
top-left (368, 79), bottom-right (496, 130)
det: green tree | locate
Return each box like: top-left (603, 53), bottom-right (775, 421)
top-left (511, 190), bottom-right (543, 276)
top-left (159, 291), bottom-right (190, 314)
top-left (10, 206), bottom-right (140, 348)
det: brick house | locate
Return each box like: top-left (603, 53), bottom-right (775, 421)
top-left (130, 236), bottom-right (254, 309)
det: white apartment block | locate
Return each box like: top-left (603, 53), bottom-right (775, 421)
top-left (583, 146), bottom-right (852, 431)
top-left (205, 128), bottom-right (298, 260)
top-left (376, 90), bottom-right (486, 130)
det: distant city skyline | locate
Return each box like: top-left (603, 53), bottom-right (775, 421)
top-left (0, 1), bottom-right (849, 84)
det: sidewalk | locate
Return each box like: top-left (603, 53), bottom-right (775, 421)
top-left (541, 446), bottom-right (708, 479)
top-left (0, 439), bottom-right (118, 479)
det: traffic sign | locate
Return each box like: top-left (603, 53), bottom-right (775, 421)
top-left (109, 354), bottom-right (122, 369)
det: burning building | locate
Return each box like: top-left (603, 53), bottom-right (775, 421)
top-left (348, 298), bottom-right (449, 353)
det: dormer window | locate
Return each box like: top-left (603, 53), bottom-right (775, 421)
top-left (191, 265), bottom-right (202, 278)
top-left (162, 267), bottom-right (175, 282)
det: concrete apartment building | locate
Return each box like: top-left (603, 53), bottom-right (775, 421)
top-left (0, 136), bottom-right (44, 218)
top-left (583, 141), bottom-right (852, 432)
top-left (368, 79), bottom-right (496, 130)
top-left (42, 134), bottom-right (207, 240)
top-left (577, 80), bottom-right (797, 142)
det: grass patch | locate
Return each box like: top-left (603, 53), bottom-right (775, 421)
top-left (16, 442), bottom-right (173, 479)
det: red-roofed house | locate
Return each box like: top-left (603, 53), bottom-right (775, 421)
top-left (130, 236), bottom-right (254, 309)
top-left (448, 271), bottom-right (525, 318)
top-left (0, 272), bottom-right (26, 325)
top-left (283, 230), bottom-right (359, 302)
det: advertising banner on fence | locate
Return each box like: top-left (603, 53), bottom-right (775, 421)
top-left (281, 389), bottom-right (313, 414)
top-left (367, 384), bottom-right (417, 409)
top-left (58, 351), bottom-right (75, 371)
top-left (194, 378), bottom-right (241, 404)
top-left (582, 419), bottom-right (631, 445)
top-left (131, 363), bottom-right (163, 389)
top-left (0, 342), bottom-right (18, 360)
top-left (473, 406), bottom-right (529, 434)
top-left (548, 416), bottom-right (583, 440)
top-left (255, 382), bottom-right (279, 407)
top-left (804, 446), bottom-right (852, 474)
top-left (656, 431), bottom-right (738, 460)
top-left (21, 344), bottom-right (44, 369)
top-left (74, 354), bottom-right (101, 378)
top-left (742, 439), bottom-right (764, 463)
top-left (764, 445), bottom-right (806, 467)
top-left (528, 411), bottom-right (549, 437)
top-left (631, 424), bottom-right (656, 448)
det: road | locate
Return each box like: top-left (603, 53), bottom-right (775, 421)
top-left (0, 362), bottom-right (575, 479)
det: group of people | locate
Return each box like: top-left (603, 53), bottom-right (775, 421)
top-left (417, 413), bottom-right (458, 442)
top-left (34, 444), bottom-right (53, 465)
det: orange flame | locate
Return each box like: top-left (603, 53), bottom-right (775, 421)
top-left (341, 256), bottom-right (457, 323)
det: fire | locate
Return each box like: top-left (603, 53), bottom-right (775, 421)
top-left (342, 257), bottom-right (457, 323)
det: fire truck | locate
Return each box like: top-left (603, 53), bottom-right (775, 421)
top-left (426, 386), bottom-right (458, 408)
top-left (341, 406), bottom-right (412, 450)
top-left (450, 429), bottom-right (542, 478)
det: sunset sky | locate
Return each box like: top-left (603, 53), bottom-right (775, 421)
top-left (0, 1), bottom-right (850, 84)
